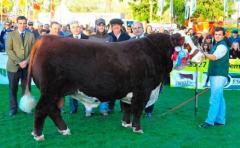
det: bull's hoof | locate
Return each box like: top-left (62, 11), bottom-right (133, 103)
top-left (31, 131), bottom-right (45, 141)
top-left (121, 121), bottom-right (132, 128)
top-left (132, 127), bottom-right (144, 134)
top-left (58, 127), bottom-right (71, 135)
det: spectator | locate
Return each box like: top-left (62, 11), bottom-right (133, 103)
top-left (49, 21), bottom-right (62, 36)
top-left (199, 27), bottom-right (229, 128)
top-left (230, 42), bottom-right (240, 59)
top-left (202, 42), bottom-right (211, 53)
top-left (43, 23), bottom-right (50, 33)
top-left (26, 21), bottom-right (40, 39)
top-left (126, 26), bottom-right (134, 37)
top-left (0, 21), bottom-right (13, 52)
top-left (68, 21), bottom-right (88, 115)
top-left (145, 25), bottom-right (153, 34)
top-left (228, 29), bottom-right (240, 47)
top-left (107, 18), bottom-right (130, 112)
top-left (87, 18), bottom-right (110, 116)
top-left (6, 16), bottom-right (35, 116)
top-left (131, 21), bottom-right (162, 118)
top-left (39, 29), bottom-right (48, 36)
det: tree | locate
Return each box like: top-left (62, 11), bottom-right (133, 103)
top-left (128, 0), bottom-right (235, 24)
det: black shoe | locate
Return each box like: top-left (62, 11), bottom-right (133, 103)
top-left (214, 122), bottom-right (224, 126)
top-left (199, 122), bottom-right (213, 128)
top-left (145, 113), bottom-right (152, 118)
top-left (9, 112), bottom-right (16, 117)
top-left (70, 110), bottom-right (77, 114)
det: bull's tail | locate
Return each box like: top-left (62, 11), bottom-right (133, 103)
top-left (24, 39), bottom-right (42, 95)
top-left (19, 39), bottom-right (42, 113)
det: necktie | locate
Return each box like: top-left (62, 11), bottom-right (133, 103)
top-left (74, 35), bottom-right (78, 39)
top-left (21, 32), bottom-right (25, 45)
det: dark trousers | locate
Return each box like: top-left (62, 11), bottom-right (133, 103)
top-left (145, 105), bottom-right (154, 113)
top-left (69, 97), bottom-right (78, 112)
top-left (8, 68), bottom-right (29, 113)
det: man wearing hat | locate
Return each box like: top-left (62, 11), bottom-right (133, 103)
top-left (86, 18), bottom-right (109, 116)
top-left (108, 18), bottom-right (130, 42)
top-left (228, 29), bottom-right (240, 47)
top-left (107, 18), bottom-right (130, 112)
top-left (89, 18), bottom-right (109, 42)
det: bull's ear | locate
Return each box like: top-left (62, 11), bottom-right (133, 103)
top-left (180, 36), bottom-right (185, 46)
top-left (170, 33), bottom-right (184, 47)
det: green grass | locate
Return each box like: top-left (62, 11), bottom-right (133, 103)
top-left (0, 84), bottom-right (239, 148)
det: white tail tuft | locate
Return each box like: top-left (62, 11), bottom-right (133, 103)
top-left (19, 94), bottom-right (37, 113)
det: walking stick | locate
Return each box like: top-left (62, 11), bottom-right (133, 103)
top-left (160, 88), bottom-right (209, 117)
top-left (194, 64), bottom-right (198, 116)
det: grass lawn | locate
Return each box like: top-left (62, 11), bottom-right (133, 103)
top-left (0, 84), bottom-right (239, 148)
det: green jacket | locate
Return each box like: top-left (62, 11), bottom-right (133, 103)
top-left (208, 40), bottom-right (229, 77)
top-left (6, 30), bottom-right (35, 72)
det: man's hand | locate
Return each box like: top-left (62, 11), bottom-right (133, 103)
top-left (19, 60), bottom-right (28, 69)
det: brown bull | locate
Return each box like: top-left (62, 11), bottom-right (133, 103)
top-left (23, 33), bottom-right (183, 140)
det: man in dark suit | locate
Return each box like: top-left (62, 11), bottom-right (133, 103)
top-left (131, 21), bottom-right (161, 118)
top-left (68, 21), bottom-right (88, 39)
top-left (107, 18), bottom-right (130, 112)
top-left (68, 21), bottom-right (88, 114)
top-left (6, 16), bottom-right (35, 116)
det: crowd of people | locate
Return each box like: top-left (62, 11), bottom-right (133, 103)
top-left (1, 15), bottom-right (239, 130)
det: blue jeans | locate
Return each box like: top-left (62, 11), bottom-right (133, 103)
top-left (99, 102), bottom-right (108, 113)
top-left (205, 76), bottom-right (227, 125)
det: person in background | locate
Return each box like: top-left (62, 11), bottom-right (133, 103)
top-left (228, 29), bottom-right (240, 47)
top-left (49, 21), bottom-right (62, 37)
top-left (26, 21), bottom-right (40, 39)
top-left (131, 21), bottom-right (161, 118)
top-left (61, 24), bottom-right (72, 37)
top-left (0, 21), bottom-right (13, 52)
top-left (43, 23), bottom-right (50, 34)
top-left (202, 42), bottom-right (211, 53)
top-left (68, 21), bottom-right (88, 115)
top-left (126, 26), bottom-right (134, 37)
top-left (230, 42), bottom-right (240, 59)
top-left (145, 25), bottom-right (153, 34)
top-left (107, 18), bottom-right (130, 112)
top-left (199, 27), bottom-right (229, 128)
top-left (87, 18), bottom-right (110, 116)
top-left (6, 16), bottom-right (35, 116)
top-left (39, 29), bottom-right (48, 36)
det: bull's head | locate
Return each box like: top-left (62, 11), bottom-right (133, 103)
top-left (170, 33), bottom-right (205, 70)
top-left (170, 33), bottom-right (190, 70)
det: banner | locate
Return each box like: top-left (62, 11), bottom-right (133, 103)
top-left (224, 0), bottom-right (228, 17)
top-left (169, 0), bottom-right (173, 18)
top-left (171, 59), bottom-right (240, 90)
top-left (190, 0), bottom-right (196, 16)
top-left (157, 0), bottom-right (164, 16)
top-left (184, 0), bottom-right (189, 19)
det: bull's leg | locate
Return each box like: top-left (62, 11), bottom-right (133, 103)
top-left (121, 101), bottom-right (132, 128)
top-left (48, 99), bottom-right (70, 136)
top-left (131, 91), bottom-right (151, 134)
top-left (32, 95), bottom-right (48, 141)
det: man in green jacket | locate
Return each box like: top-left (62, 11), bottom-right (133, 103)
top-left (199, 27), bottom-right (229, 128)
top-left (6, 16), bottom-right (35, 116)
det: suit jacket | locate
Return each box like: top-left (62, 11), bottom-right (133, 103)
top-left (68, 33), bottom-right (89, 39)
top-left (6, 30), bottom-right (35, 72)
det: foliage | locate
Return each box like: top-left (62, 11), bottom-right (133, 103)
top-left (128, 0), bottom-right (151, 22)
top-left (128, 0), bottom-right (236, 24)
top-left (193, 0), bottom-right (234, 21)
